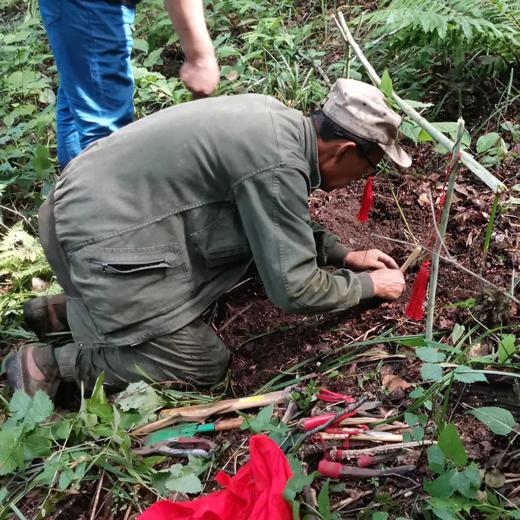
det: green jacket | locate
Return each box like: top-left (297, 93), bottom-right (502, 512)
top-left (51, 94), bottom-right (374, 347)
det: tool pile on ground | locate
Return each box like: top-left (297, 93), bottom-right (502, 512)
top-left (131, 385), bottom-right (430, 517)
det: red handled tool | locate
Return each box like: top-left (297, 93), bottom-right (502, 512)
top-left (318, 459), bottom-right (416, 479)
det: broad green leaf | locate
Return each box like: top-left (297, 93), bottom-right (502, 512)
top-left (476, 132), bottom-right (501, 154)
top-left (450, 467), bottom-right (479, 498)
top-left (380, 70), bottom-right (393, 98)
top-left (413, 426), bottom-right (425, 441)
top-left (400, 120), bottom-right (423, 144)
top-left (431, 504), bottom-right (459, 520)
top-left (469, 407), bottom-right (515, 435)
top-left (217, 45), bottom-right (240, 58)
top-left (427, 445), bottom-right (445, 474)
top-left (404, 412), bottom-right (419, 427)
top-left (0, 430), bottom-right (23, 476)
top-left (284, 455), bottom-right (316, 508)
top-left (116, 381), bottom-right (162, 414)
top-left (28, 390), bottom-right (54, 424)
top-left (409, 388), bottom-right (425, 399)
top-left (424, 469), bottom-right (456, 498)
top-left (453, 366), bottom-right (488, 384)
top-left (416, 347), bottom-right (446, 363)
top-left (430, 122), bottom-right (471, 149)
top-left (165, 472), bottom-right (202, 494)
top-left (133, 38), bottom-right (149, 53)
top-left (450, 324), bottom-right (465, 344)
top-left (8, 391), bottom-right (32, 422)
top-left (242, 404), bottom-right (275, 433)
top-left (161, 463), bottom-right (203, 494)
top-left (23, 432), bottom-right (52, 460)
top-left (438, 424), bottom-right (467, 466)
top-left (421, 363), bottom-right (443, 382)
top-left (31, 145), bottom-right (52, 176)
top-left (372, 513), bottom-right (389, 520)
top-left (498, 334), bottom-right (517, 364)
top-left (58, 469), bottom-right (75, 491)
top-left (143, 48), bottom-right (164, 68)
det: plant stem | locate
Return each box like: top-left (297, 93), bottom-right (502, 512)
top-left (332, 11), bottom-right (506, 194)
top-left (426, 118), bottom-right (465, 340)
top-left (482, 192), bottom-right (501, 271)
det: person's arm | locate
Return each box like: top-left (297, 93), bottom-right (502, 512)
top-left (309, 220), bottom-right (349, 268)
top-left (233, 166), bottom-right (375, 314)
top-left (164, 0), bottom-right (219, 97)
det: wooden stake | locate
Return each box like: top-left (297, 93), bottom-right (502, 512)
top-left (400, 246), bottom-right (422, 273)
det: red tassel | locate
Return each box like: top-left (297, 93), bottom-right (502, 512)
top-left (357, 176), bottom-right (373, 222)
top-left (405, 260), bottom-right (430, 320)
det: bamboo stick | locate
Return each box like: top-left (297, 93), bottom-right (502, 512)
top-left (426, 118), bottom-right (465, 340)
top-left (400, 246), bottom-right (422, 273)
top-left (333, 12), bottom-right (506, 194)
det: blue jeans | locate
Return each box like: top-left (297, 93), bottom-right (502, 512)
top-left (39, 0), bottom-right (136, 169)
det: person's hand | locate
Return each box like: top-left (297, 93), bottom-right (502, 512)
top-left (180, 54), bottom-right (220, 98)
top-left (368, 268), bottom-right (406, 300)
top-left (345, 249), bottom-right (399, 271)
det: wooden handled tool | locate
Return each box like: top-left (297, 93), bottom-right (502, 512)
top-left (319, 460), bottom-right (416, 479)
top-left (317, 432), bottom-right (404, 442)
top-left (133, 389), bottom-right (290, 436)
top-left (400, 246), bottom-right (422, 273)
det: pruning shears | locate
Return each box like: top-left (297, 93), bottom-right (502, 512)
top-left (133, 437), bottom-right (216, 459)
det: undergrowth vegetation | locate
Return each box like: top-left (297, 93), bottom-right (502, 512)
top-left (0, 0), bottom-right (519, 518)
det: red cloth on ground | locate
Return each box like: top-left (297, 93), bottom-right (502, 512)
top-left (139, 434), bottom-right (293, 520)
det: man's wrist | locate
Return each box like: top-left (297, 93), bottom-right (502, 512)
top-left (183, 41), bottom-right (215, 62)
top-left (357, 272), bottom-right (375, 300)
top-left (327, 242), bottom-right (349, 268)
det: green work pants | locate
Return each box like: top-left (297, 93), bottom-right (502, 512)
top-left (39, 191), bottom-right (229, 392)
top-left (53, 318), bottom-right (230, 391)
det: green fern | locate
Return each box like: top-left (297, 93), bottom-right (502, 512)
top-left (0, 222), bottom-right (52, 288)
top-left (0, 222), bottom-right (60, 331)
top-left (358, 0), bottom-right (520, 98)
top-left (364, 0), bottom-right (519, 46)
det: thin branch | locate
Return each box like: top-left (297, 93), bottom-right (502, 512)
top-left (372, 234), bottom-right (520, 305)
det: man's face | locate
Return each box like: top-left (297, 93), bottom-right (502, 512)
top-left (318, 139), bottom-right (385, 191)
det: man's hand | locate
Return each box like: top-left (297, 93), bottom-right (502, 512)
top-left (345, 249), bottom-right (399, 271)
top-left (164, 0), bottom-right (220, 97)
top-left (180, 54), bottom-right (219, 98)
top-left (368, 268), bottom-right (406, 300)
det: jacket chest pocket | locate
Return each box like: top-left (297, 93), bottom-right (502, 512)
top-left (69, 244), bottom-right (191, 334)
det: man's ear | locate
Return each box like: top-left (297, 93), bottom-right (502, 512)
top-left (334, 141), bottom-right (357, 163)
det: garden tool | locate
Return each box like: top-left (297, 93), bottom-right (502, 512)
top-left (133, 388), bottom-right (292, 436)
top-left (316, 388), bottom-right (355, 404)
top-left (400, 246), bottom-right (422, 273)
top-left (300, 401), bottom-right (380, 431)
top-left (133, 437), bottom-right (216, 459)
top-left (318, 459), bottom-right (416, 479)
top-left (144, 417), bottom-right (244, 446)
top-left (316, 431), bottom-right (404, 442)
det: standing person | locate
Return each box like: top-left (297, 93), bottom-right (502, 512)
top-left (8, 79), bottom-right (411, 398)
top-left (39, 0), bottom-right (219, 169)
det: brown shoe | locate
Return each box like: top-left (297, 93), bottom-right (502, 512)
top-left (5, 344), bottom-right (60, 399)
top-left (23, 294), bottom-right (69, 342)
